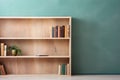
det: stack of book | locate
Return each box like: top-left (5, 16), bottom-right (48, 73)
top-left (0, 43), bottom-right (7, 56)
top-left (0, 64), bottom-right (6, 75)
top-left (51, 25), bottom-right (70, 38)
top-left (58, 63), bottom-right (70, 75)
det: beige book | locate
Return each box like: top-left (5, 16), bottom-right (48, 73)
top-left (67, 64), bottom-right (70, 75)
top-left (65, 25), bottom-right (70, 37)
top-left (67, 25), bottom-right (70, 37)
top-left (65, 25), bottom-right (67, 37)
top-left (58, 64), bottom-right (61, 75)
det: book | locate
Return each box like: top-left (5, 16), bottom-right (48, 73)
top-left (58, 26), bottom-right (60, 37)
top-left (52, 25), bottom-right (69, 38)
top-left (54, 26), bottom-right (56, 37)
top-left (58, 63), bottom-right (69, 75)
top-left (65, 25), bottom-right (70, 37)
top-left (59, 26), bottom-right (63, 37)
top-left (67, 64), bottom-right (70, 75)
top-left (61, 25), bottom-right (65, 37)
top-left (58, 64), bottom-right (61, 75)
top-left (55, 26), bottom-right (58, 37)
top-left (52, 26), bottom-right (54, 37)
top-left (1, 43), bottom-right (4, 56)
top-left (0, 65), bottom-right (6, 75)
top-left (4, 45), bottom-right (7, 56)
top-left (61, 64), bottom-right (66, 75)
top-left (55, 26), bottom-right (59, 37)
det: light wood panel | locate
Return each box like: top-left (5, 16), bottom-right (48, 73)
top-left (0, 39), bottom-right (69, 56)
top-left (0, 58), bottom-right (69, 74)
top-left (0, 19), bottom-right (69, 37)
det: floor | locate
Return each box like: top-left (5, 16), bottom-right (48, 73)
top-left (1, 75), bottom-right (120, 80)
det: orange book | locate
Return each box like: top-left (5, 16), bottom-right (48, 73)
top-left (1, 43), bottom-right (4, 56)
top-left (67, 25), bottom-right (70, 37)
top-left (58, 26), bottom-right (60, 37)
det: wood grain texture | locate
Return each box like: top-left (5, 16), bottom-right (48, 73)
top-left (0, 19), bottom-right (69, 38)
top-left (0, 58), bottom-right (69, 74)
top-left (0, 39), bottom-right (69, 56)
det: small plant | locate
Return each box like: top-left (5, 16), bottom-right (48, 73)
top-left (8, 45), bottom-right (22, 56)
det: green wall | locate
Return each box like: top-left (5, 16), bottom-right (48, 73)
top-left (0, 0), bottom-right (120, 75)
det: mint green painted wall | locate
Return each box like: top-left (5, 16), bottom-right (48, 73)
top-left (0, 0), bottom-right (120, 74)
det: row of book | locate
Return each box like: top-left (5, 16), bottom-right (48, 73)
top-left (51, 25), bottom-right (70, 38)
top-left (0, 64), bottom-right (6, 75)
top-left (0, 43), bottom-right (7, 56)
top-left (58, 63), bottom-right (70, 75)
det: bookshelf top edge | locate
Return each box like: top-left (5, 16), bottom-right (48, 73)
top-left (0, 16), bottom-right (71, 19)
top-left (0, 37), bottom-right (71, 40)
top-left (0, 56), bottom-right (70, 58)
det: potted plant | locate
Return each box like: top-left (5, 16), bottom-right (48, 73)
top-left (8, 45), bottom-right (22, 56)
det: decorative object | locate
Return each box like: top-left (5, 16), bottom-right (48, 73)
top-left (8, 45), bottom-right (22, 56)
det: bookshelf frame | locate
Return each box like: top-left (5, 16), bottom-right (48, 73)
top-left (0, 16), bottom-right (71, 76)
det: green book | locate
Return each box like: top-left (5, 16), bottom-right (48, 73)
top-left (61, 64), bottom-right (66, 75)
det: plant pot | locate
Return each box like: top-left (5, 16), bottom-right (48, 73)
top-left (12, 49), bottom-right (16, 56)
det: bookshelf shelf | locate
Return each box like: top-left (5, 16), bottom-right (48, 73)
top-left (0, 16), bottom-right (71, 19)
top-left (0, 74), bottom-right (70, 77)
top-left (0, 17), bottom-right (71, 76)
top-left (0, 56), bottom-right (70, 58)
top-left (0, 37), bottom-right (70, 40)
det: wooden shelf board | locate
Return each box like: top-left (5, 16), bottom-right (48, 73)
top-left (0, 16), bottom-right (71, 19)
top-left (0, 74), bottom-right (70, 77)
top-left (0, 37), bottom-right (70, 40)
top-left (0, 56), bottom-right (70, 58)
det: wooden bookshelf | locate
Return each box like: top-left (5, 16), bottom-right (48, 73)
top-left (0, 17), bottom-right (71, 76)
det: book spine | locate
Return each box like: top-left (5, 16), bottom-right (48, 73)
top-left (55, 26), bottom-right (58, 37)
top-left (61, 64), bottom-right (66, 75)
top-left (1, 43), bottom-right (4, 56)
top-left (58, 26), bottom-right (60, 38)
top-left (4, 45), bottom-right (7, 56)
top-left (52, 26), bottom-right (54, 38)
top-left (50, 26), bottom-right (52, 38)
top-left (58, 64), bottom-right (61, 75)
top-left (67, 64), bottom-right (70, 75)
top-left (65, 25), bottom-right (70, 38)
top-left (54, 26), bottom-right (56, 37)
top-left (60, 26), bottom-right (62, 37)
top-left (67, 25), bottom-right (70, 37)
top-left (61, 25), bottom-right (65, 37)
top-left (65, 25), bottom-right (67, 37)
